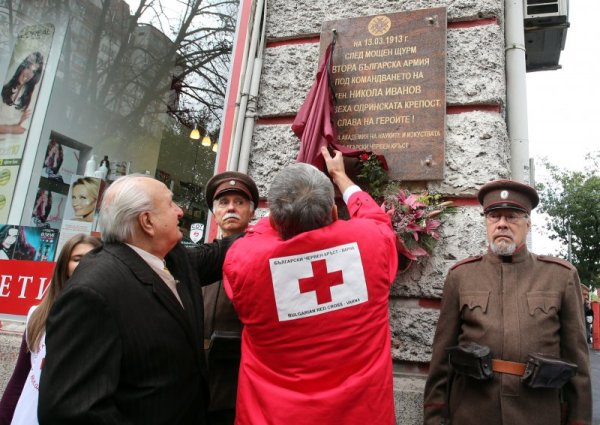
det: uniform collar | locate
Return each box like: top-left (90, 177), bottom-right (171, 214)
top-left (487, 243), bottom-right (529, 263)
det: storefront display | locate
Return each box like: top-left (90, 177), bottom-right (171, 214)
top-left (0, 23), bottom-right (54, 222)
top-left (0, 0), bottom-right (236, 319)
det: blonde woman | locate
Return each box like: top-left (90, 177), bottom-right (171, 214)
top-left (70, 177), bottom-right (100, 222)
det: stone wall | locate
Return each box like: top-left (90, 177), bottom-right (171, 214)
top-left (247, 0), bottom-right (508, 422)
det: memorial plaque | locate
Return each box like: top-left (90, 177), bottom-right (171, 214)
top-left (321, 8), bottom-right (447, 180)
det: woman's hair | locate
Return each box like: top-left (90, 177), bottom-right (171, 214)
top-left (0, 226), bottom-right (19, 257)
top-left (26, 234), bottom-right (102, 352)
top-left (72, 177), bottom-right (101, 197)
top-left (44, 140), bottom-right (64, 174)
top-left (1, 51), bottom-right (44, 110)
top-left (33, 189), bottom-right (52, 223)
top-left (1, 226), bottom-right (37, 259)
top-left (0, 225), bottom-right (16, 243)
top-left (268, 163), bottom-right (334, 240)
top-left (12, 228), bottom-right (36, 260)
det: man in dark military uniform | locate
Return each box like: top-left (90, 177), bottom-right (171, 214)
top-left (424, 179), bottom-right (591, 425)
top-left (203, 171), bottom-right (258, 425)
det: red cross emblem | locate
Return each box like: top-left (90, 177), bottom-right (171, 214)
top-left (298, 259), bottom-right (344, 304)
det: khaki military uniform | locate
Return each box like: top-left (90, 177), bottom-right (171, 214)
top-left (424, 247), bottom-right (591, 425)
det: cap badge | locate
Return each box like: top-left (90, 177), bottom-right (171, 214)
top-left (229, 180), bottom-right (236, 186)
top-left (500, 190), bottom-right (509, 200)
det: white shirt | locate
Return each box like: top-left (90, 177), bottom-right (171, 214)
top-left (126, 244), bottom-right (183, 307)
top-left (11, 307), bottom-right (45, 425)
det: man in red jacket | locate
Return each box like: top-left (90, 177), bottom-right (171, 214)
top-left (223, 147), bottom-right (398, 425)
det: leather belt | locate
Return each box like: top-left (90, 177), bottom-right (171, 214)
top-left (492, 359), bottom-right (527, 376)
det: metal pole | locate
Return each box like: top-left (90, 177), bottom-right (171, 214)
top-left (238, 1), bottom-right (267, 174)
top-left (229, 0), bottom-right (265, 171)
top-left (592, 301), bottom-right (599, 350)
top-left (505, 0), bottom-right (531, 184)
top-left (567, 222), bottom-right (572, 262)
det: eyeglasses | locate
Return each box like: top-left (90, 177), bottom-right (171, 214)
top-left (214, 197), bottom-right (249, 209)
top-left (485, 211), bottom-right (528, 224)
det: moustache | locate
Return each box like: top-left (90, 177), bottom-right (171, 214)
top-left (222, 212), bottom-right (241, 221)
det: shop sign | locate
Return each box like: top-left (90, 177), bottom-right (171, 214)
top-left (0, 260), bottom-right (54, 318)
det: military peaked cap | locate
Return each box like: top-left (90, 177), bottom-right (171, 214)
top-left (477, 179), bottom-right (539, 214)
top-left (205, 171), bottom-right (259, 212)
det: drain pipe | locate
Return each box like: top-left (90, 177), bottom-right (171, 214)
top-left (505, 0), bottom-right (531, 184)
top-left (228, 0), bottom-right (266, 171)
top-left (207, 0), bottom-right (262, 241)
top-left (238, 0), bottom-right (267, 173)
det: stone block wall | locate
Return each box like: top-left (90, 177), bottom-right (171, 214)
top-left (247, 0), bottom-right (508, 422)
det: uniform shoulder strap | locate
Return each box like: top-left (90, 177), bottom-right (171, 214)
top-left (537, 255), bottom-right (574, 270)
top-left (450, 255), bottom-right (482, 270)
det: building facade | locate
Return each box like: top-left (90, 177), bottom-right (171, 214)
top-left (226, 0), bottom-right (511, 422)
top-left (1, 0), bottom-right (531, 422)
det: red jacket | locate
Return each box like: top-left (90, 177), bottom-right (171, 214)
top-left (224, 190), bottom-right (398, 425)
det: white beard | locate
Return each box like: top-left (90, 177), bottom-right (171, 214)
top-left (490, 240), bottom-right (516, 256)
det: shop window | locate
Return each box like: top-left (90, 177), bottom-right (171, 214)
top-left (0, 0), bottom-right (239, 247)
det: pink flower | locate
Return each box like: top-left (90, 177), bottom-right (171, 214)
top-left (384, 190), bottom-right (453, 263)
top-left (424, 219), bottom-right (441, 232)
top-left (396, 237), bottom-right (418, 261)
top-left (404, 194), bottom-right (426, 210)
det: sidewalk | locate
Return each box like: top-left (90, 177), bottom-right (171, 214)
top-left (0, 320), bottom-right (25, 395)
top-left (591, 347), bottom-right (600, 424)
top-left (1, 327), bottom-right (599, 421)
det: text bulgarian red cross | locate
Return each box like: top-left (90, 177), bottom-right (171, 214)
top-left (298, 259), bottom-right (344, 304)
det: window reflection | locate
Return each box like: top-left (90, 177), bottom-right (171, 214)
top-left (0, 0), bottom-right (239, 240)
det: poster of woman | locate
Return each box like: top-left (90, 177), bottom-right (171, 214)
top-left (0, 51), bottom-right (44, 136)
top-left (0, 225), bottom-right (35, 261)
top-left (56, 175), bottom-right (104, 255)
top-left (0, 225), bottom-right (19, 259)
top-left (30, 188), bottom-right (67, 230)
top-left (42, 139), bottom-right (63, 178)
top-left (31, 188), bottom-right (52, 227)
top-left (0, 23), bottom-right (54, 223)
top-left (66, 177), bottom-right (102, 223)
top-left (0, 224), bottom-right (58, 261)
top-left (41, 137), bottom-right (79, 183)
